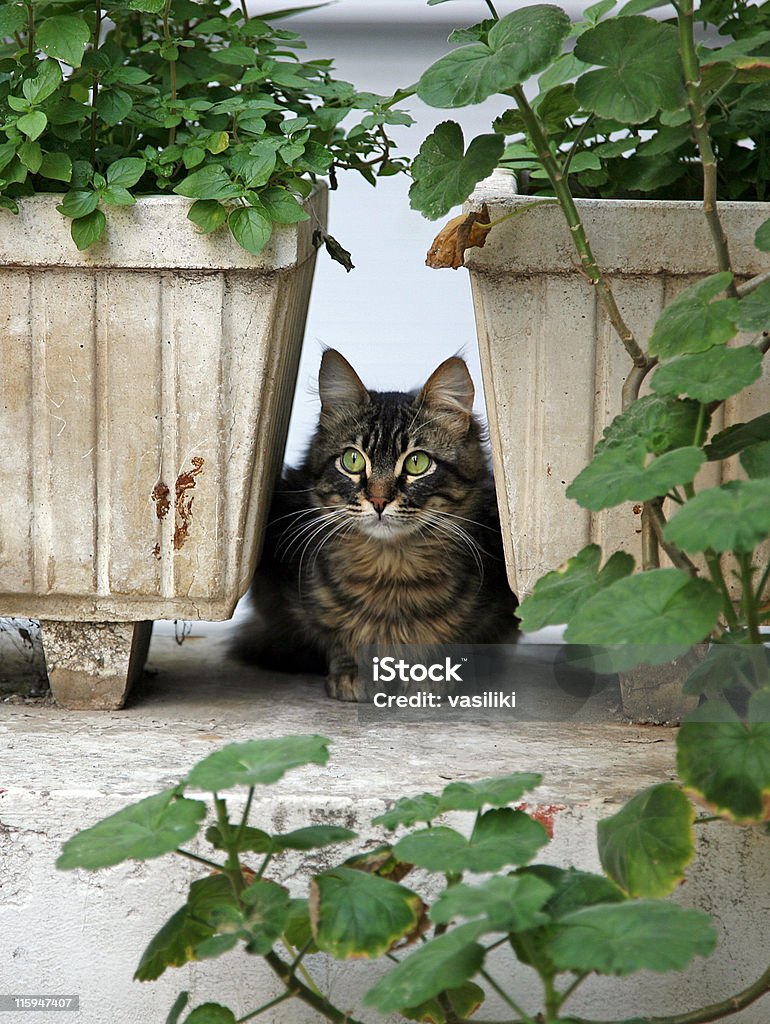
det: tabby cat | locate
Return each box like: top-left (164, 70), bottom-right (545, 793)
top-left (238, 349), bottom-right (518, 701)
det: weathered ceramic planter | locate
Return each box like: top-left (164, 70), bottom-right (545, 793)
top-left (0, 187), bottom-right (327, 708)
top-left (466, 173), bottom-right (770, 600)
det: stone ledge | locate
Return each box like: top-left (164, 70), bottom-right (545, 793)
top-left (0, 621), bottom-right (766, 1024)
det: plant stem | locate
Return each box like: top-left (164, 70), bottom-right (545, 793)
top-left (738, 552), bottom-right (761, 643)
top-left (236, 786), bottom-right (255, 848)
top-left (676, 0), bottom-right (736, 297)
top-left (237, 990), bottom-right (295, 1023)
top-left (543, 975), bottom-right (561, 1022)
top-left (755, 560), bottom-right (770, 605)
top-left (705, 551), bottom-right (740, 631)
top-left (214, 795), bottom-right (245, 898)
top-left (510, 85), bottom-right (648, 385)
top-left (264, 950), bottom-right (368, 1024)
top-left (647, 499), bottom-right (697, 575)
top-left (90, 0), bottom-right (102, 164)
top-left (479, 969), bottom-right (535, 1024)
top-left (559, 971), bottom-right (590, 1008)
top-left (641, 507), bottom-right (661, 571)
top-left (26, 2), bottom-right (33, 54)
top-left (566, 959), bottom-right (770, 1023)
top-left (736, 270), bottom-right (770, 298)
top-left (175, 848), bottom-right (224, 870)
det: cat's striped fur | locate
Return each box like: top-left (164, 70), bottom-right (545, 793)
top-left (238, 349), bottom-right (518, 701)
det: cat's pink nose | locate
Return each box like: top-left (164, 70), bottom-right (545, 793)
top-left (370, 497), bottom-right (389, 516)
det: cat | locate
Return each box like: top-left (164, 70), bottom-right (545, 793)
top-left (237, 348), bottom-right (518, 701)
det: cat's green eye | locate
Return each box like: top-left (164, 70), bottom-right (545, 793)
top-left (341, 447), bottom-right (365, 474)
top-left (404, 451), bottom-right (432, 476)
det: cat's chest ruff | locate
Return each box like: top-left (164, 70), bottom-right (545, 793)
top-left (326, 535), bottom-right (436, 584)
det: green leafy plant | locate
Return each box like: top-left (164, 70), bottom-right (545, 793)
top-left (0, 0), bottom-right (410, 254)
top-left (407, 0), bottom-right (770, 735)
top-left (58, 734), bottom-right (770, 1024)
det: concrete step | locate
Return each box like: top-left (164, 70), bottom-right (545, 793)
top-left (0, 617), bottom-right (766, 1024)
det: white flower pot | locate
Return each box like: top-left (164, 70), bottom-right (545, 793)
top-left (466, 174), bottom-right (770, 599)
top-left (0, 187), bottom-right (326, 707)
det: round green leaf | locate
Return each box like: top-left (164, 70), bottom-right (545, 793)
top-left (18, 141), bottom-right (42, 173)
top-left (417, 6), bottom-right (571, 108)
top-left (598, 784), bottom-right (694, 898)
top-left (663, 479), bottom-right (770, 554)
top-left (36, 15), bottom-right (90, 68)
top-left (566, 440), bottom-right (705, 511)
top-left (409, 122), bottom-right (504, 220)
top-left (229, 205), bottom-right (272, 255)
top-left (102, 186), bottom-right (136, 207)
top-left (741, 439), bottom-right (770, 479)
top-left (71, 208), bottom-right (107, 251)
top-left (651, 345), bottom-right (763, 403)
top-left (735, 278), bottom-right (770, 331)
top-left (565, 569), bottom-right (722, 650)
top-left (574, 17), bottom-right (683, 123)
top-left (39, 151), bottom-right (72, 183)
top-left (438, 772), bottom-right (542, 812)
top-left (755, 217), bottom-right (770, 252)
top-left (518, 544), bottom-right (634, 632)
top-left (522, 865), bottom-right (626, 919)
top-left (364, 922), bottom-right (486, 1013)
top-left (272, 825), bottom-right (356, 851)
top-left (186, 735), bottom-right (330, 791)
top-left (241, 878), bottom-right (290, 954)
top-left (173, 165), bottom-right (242, 201)
top-left (0, 4), bottom-right (26, 37)
top-left (394, 809), bottom-right (548, 874)
top-left (310, 867), bottom-right (423, 959)
top-left (546, 901), bottom-right (716, 975)
top-left (56, 190), bottom-right (99, 219)
top-left (401, 982), bottom-right (485, 1024)
top-left (649, 273), bottom-right (738, 357)
top-left (596, 395), bottom-right (703, 457)
top-left (16, 110), bottom-right (47, 142)
top-left (135, 903), bottom-right (215, 982)
top-left (57, 790), bottom-right (206, 869)
top-left (188, 200), bottom-right (228, 235)
top-left (258, 187), bottom-right (309, 224)
top-left (677, 691), bottom-right (770, 821)
top-left (183, 1005), bottom-right (236, 1024)
top-left (107, 157), bottom-right (146, 188)
top-left (431, 874), bottom-right (553, 932)
top-left (23, 60), bottom-right (63, 104)
top-left (97, 89), bottom-right (133, 127)
top-left (706, 412), bottom-right (770, 461)
top-left (373, 793), bottom-right (441, 830)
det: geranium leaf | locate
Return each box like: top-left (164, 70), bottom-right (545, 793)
top-left (310, 867), bottom-right (423, 958)
top-left (649, 273), bottom-right (738, 356)
top-left (574, 17), bottom-right (684, 122)
top-left (663, 480), bottom-right (770, 553)
top-left (598, 784), bottom-right (695, 897)
top-left (677, 691), bottom-right (770, 821)
top-left (546, 901), bottom-right (716, 974)
top-left (185, 735), bottom-right (330, 791)
top-left (518, 544), bottom-right (634, 631)
top-left (651, 345), bottom-right (763, 403)
top-left (409, 121), bottom-right (504, 220)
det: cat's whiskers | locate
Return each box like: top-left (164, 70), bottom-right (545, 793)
top-left (296, 512), bottom-right (354, 596)
top-left (279, 509), bottom-right (346, 561)
top-left (423, 505), bottom-right (500, 535)
top-left (271, 504), bottom-right (337, 534)
top-left (416, 510), bottom-right (485, 587)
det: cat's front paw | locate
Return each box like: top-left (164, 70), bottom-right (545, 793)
top-left (325, 672), bottom-right (367, 702)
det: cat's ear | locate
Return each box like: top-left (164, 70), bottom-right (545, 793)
top-left (418, 357), bottom-right (475, 434)
top-left (319, 349), bottom-right (369, 416)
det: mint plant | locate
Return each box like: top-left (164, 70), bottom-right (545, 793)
top-left (0, 0), bottom-right (410, 254)
top-left (57, 734), bottom-right (770, 1024)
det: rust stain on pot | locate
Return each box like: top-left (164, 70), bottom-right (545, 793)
top-left (152, 482), bottom-right (171, 520)
top-left (516, 802), bottom-right (566, 839)
top-left (173, 456), bottom-right (205, 551)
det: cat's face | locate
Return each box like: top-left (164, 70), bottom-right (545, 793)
top-left (304, 349), bottom-right (485, 540)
